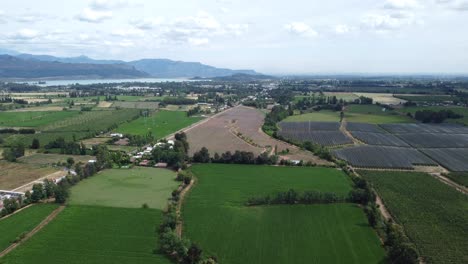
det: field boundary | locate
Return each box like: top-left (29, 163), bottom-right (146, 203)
top-left (0, 204), bottom-right (34, 221)
top-left (175, 178), bottom-right (195, 237)
top-left (430, 173), bottom-right (468, 195)
top-left (0, 205), bottom-right (65, 258)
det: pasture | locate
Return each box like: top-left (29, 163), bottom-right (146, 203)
top-left (284, 110), bottom-right (341, 122)
top-left (0, 111), bottom-right (78, 128)
top-left (0, 204), bottom-right (58, 252)
top-left (0, 206), bottom-right (171, 264)
top-left (183, 164), bottom-right (386, 264)
top-left (18, 154), bottom-right (95, 166)
top-left (69, 167), bottom-right (178, 209)
top-left (345, 105), bottom-right (413, 124)
top-left (360, 171), bottom-right (468, 264)
top-left (116, 110), bottom-right (203, 139)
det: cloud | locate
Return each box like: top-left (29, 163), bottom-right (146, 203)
top-left (14, 29), bottom-right (40, 39)
top-left (111, 28), bottom-right (144, 37)
top-left (361, 12), bottom-right (420, 31)
top-left (334, 24), bottom-right (353, 34)
top-left (284, 22), bottom-right (318, 37)
top-left (90, 0), bottom-right (130, 10)
top-left (188, 38), bottom-right (209, 46)
top-left (384, 0), bottom-right (421, 9)
top-left (130, 18), bottom-right (164, 30)
top-left (76, 7), bottom-right (112, 23)
top-left (436, 0), bottom-right (468, 11)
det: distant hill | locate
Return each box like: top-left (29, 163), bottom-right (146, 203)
top-left (0, 55), bottom-right (148, 79)
top-left (1, 50), bottom-right (259, 79)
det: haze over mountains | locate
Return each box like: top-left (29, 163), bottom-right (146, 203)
top-left (0, 49), bottom-right (258, 79)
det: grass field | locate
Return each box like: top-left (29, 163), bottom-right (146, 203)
top-left (0, 204), bottom-right (58, 252)
top-left (345, 105), bottom-right (414, 124)
top-left (354, 93), bottom-right (406, 105)
top-left (183, 164), bottom-right (386, 264)
top-left (0, 111), bottom-right (78, 128)
top-left (69, 167), bottom-right (178, 209)
top-left (394, 94), bottom-right (454, 102)
top-left (0, 161), bottom-right (56, 190)
top-left (445, 172), bottom-right (468, 187)
top-left (398, 106), bottom-right (468, 126)
top-left (360, 171), bottom-right (468, 264)
top-left (116, 110), bottom-right (203, 139)
top-left (18, 154), bottom-right (95, 166)
top-left (0, 206), bottom-right (170, 264)
top-left (284, 110), bottom-right (341, 122)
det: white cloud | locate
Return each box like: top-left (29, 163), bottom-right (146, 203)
top-left (76, 7), bottom-right (112, 23)
top-left (334, 24), bottom-right (353, 34)
top-left (361, 12), bottom-right (420, 31)
top-left (188, 38), bottom-right (209, 46)
top-left (284, 22), bottom-right (318, 37)
top-left (436, 0), bottom-right (468, 10)
top-left (384, 0), bottom-right (421, 9)
top-left (90, 0), bottom-right (130, 10)
top-left (130, 18), bottom-right (164, 30)
top-left (14, 29), bottom-right (40, 39)
top-left (111, 28), bottom-right (144, 37)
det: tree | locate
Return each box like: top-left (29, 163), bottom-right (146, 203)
top-left (2, 148), bottom-right (16, 162)
top-left (31, 183), bottom-right (45, 203)
top-left (43, 179), bottom-right (55, 198)
top-left (193, 147), bottom-right (210, 163)
top-left (31, 138), bottom-right (40, 149)
top-left (183, 244), bottom-right (203, 264)
top-left (66, 157), bottom-right (75, 169)
top-left (54, 184), bottom-right (69, 204)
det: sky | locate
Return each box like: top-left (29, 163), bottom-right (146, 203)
top-left (0, 0), bottom-right (468, 75)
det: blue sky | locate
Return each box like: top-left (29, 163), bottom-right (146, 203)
top-left (0, 0), bottom-right (467, 74)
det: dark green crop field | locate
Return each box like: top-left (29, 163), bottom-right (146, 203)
top-left (0, 204), bottom-right (58, 252)
top-left (0, 206), bottom-right (170, 264)
top-left (360, 171), bottom-right (468, 264)
top-left (183, 164), bottom-right (386, 264)
top-left (0, 111), bottom-right (79, 128)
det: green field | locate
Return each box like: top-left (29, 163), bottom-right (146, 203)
top-left (69, 167), bottom-right (178, 209)
top-left (445, 172), bottom-right (468, 188)
top-left (284, 110), bottom-right (341, 122)
top-left (116, 110), bottom-right (203, 138)
top-left (345, 105), bottom-right (414, 124)
top-left (398, 106), bottom-right (468, 125)
top-left (183, 164), bottom-right (386, 264)
top-left (0, 204), bottom-right (58, 252)
top-left (394, 95), bottom-right (454, 102)
top-left (360, 171), bottom-right (468, 264)
top-left (0, 111), bottom-right (78, 128)
top-left (0, 206), bottom-right (170, 264)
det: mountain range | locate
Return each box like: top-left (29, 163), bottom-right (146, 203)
top-left (0, 49), bottom-right (259, 79)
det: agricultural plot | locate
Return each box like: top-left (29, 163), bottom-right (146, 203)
top-left (420, 148), bottom-right (468, 172)
top-left (360, 171), bottom-right (468, 264)
top-left (279, 130), bottom-right (352, 146)
top-left (0, 111), bottom-right (78, 128)
top-left (333, 146), bottom-right (437, 169)
top-left (279, 121), bottom-right (340, 132)
top-left (18, 154), bottom-right (95, 166)
top-left (112, 101), bottom-right (159, 109)
top-left (0, 204), bottom-right (58, 252)
top-left (394, 94), bottom-right (454, 102)
top-left (345, 105), bottom-right (413, 124)
top-left (354, 93), bottom-right (406, 105)
top-left (0, 161), bottom-right (56, 190)
top-left (380, 123), bottom-right (468, 134)
top-left (69, 167), bottom-right (178, 209)
top-left (187, 106), bottom-right (293, 156)
top-left (116, 110), bottom-right (203, 139)
top-left (397, 133), bottom-right (468, 148)
top-left (183, 164), bottom-right (385, 264)
top-left (350, 131), bottom-right (410, 147)
top-left (283, 110), bottom-right (341, 122)
top-left (445, 172), bottom-right (468, 187)
top-left (323, 92), bottom-right (359, 101)
top-left (1, 206), bottom-right (171, 264)
top-left (346, 122), bottom-right (385, 133)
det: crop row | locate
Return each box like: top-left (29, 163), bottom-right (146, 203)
top-left (333, 146), bottom-right (437, 169)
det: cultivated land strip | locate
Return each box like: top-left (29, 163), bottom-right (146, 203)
top-left (0, 205), bottom-right (65, 258)
top-left (430, 173), bottom-right (468, 195)
top-left (175, 179), bottom-right (195, 237)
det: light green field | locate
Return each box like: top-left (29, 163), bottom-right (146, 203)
top-left (360, 171), bottom-right (468, 264)
top-left (0, 204), bottom-right (58, 252)
top-left (69, 167), bottom-right (178, 209)
top-left (345, 105), bottom-right (414, 124)
top-left (0, 206), bottom-right (170, 264)
top-left (183, 164), bottom-right (386, 264)
top-left (324, 92), bottom-right (360, 101)
top-left (0, 111), bottom-right (78, 128)
top-left (284, 110), bottom-right (341, 122)
top-left (116, 110), bottom-right (203, 138)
